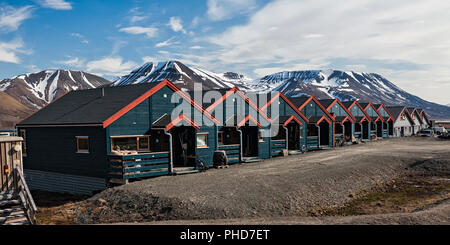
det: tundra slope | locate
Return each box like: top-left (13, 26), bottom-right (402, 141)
top-left (75, 137), bottom-right (450, 224)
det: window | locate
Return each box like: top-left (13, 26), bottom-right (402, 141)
top-left (138, 137), bottom-right (150, 151)
top-left (197, 133), bottom-right (209, 148)
top-left (111, 136), bottom-right (150, 152)
top-left (259, 130), bottom-right (265, 142)
top-left (19, 129), bottom-right (27, 156)
top-left (76, 136), bottom-right (89, 153)
top-left (218, 131), bottom-right (224, 145)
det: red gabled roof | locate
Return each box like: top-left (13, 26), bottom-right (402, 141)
top-left (346, 101), bottom-right (371, 123)
top-left (205, 87), bottom-right (272, 124)
top-left (260, 92), bottom-right (310, 123)
top-left (165, 114), bottom-right (201, 131)
top-left (316, 115), bottom-right (332, 125)
top-left (297, 96), bottom-right (335, 122)
top-left (237, 115), bottom-right (262, 128)
top-left (363, 102), bottom-right (384, 122)
top-left (325, 98), bottom-right (356, 123)
top-left (375, 104), bottom-right (395, 122)
top-left (102, 79), bottom-right (220, 128)
top-left (283, 115), bottom-right (303, 126)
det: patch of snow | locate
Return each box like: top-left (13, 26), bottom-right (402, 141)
top-left (80, 72), bottom-right (95, 88)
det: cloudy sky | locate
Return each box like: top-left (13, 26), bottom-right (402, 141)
top-left (1, 0), bottom-right (450, 105)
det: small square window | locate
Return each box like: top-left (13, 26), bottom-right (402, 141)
top-left (76, 137), bottom-right (89, 153)
top-left (197, 133), bottom-right (209, 148)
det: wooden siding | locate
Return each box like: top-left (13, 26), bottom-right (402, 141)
top-left (24, 169), bottom-right (106, 195)
top-left (18, 126), bottom-right (108, 179)
top-left (108, 152), bottom-right (169, 179)
top-left (301, 101), bottom-right (334, 148)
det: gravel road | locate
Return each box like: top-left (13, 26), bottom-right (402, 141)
top-left (76, 137), bottom-right (450, 224)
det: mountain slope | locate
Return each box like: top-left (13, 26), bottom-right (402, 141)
top-left (113, 61), bottom-right (449, 118)
top-left (113, 61), bottom-right (252, 90)
top-left (0, 70), bottom-right (110, 109)
top-left (0, 91), bottom-right (34, 128)
top-left (250, 69), bottom-right (450, 118)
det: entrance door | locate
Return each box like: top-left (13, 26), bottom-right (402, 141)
top-left (171, 126), bottom-right (196, 167)
top-left (319, 121), bottom-right (329, 146)
top-left (377, 121), bottom-right (383, 137)
top-left (344, 121), bottom-right (352, 141)
top-left (389, 121), bottom-right (394, 136)
top-left (241, 126), bottom-right (258, 157)
top-left (400, 127), bottom-right (405, 137)
top-left (287, 123), bottom-right (300, 150)
top-left (362, 121), bottom-right (369, 140)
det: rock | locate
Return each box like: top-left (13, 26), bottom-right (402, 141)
top-left (95, 198), bottom-right (107, 206)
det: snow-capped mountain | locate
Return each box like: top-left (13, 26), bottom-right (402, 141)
top-left (0, 70), bottom-right (110, 109)
top-left (113, 61), bottom-right (253, 90)
top-left (114, 61), bottom-right (450, 118)
top-left (250, 69), bottom-right (450, 118)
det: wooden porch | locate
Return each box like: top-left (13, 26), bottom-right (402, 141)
top-left (108, 152), bottom-right (170, 183)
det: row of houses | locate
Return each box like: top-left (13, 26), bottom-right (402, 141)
top-left (15, 80), bottom-right (431, 194)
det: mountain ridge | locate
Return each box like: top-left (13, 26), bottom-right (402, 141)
top-left (112, 61), bottom-right (449, 118)
top-left (0, 69), bottom-right (111, 110)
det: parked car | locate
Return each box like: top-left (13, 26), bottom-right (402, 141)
top-left (438, 132), bottom-right (450, 140)
top-left (433, 126), bottom-right (448, 135)
top-left (418, 129), bottom-right (434, 137)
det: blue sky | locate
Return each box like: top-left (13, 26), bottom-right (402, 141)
top-left (1, 0), bottom-right (450, 105)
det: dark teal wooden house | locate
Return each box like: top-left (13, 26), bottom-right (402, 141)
top-left (16, 80), bottom-right (220, 194)
top-left (319, 99), bottom-right (356, 145)
top-left (342, 101), bottom-right (370, 141)
top-left (196, 87), bottom-right (273, 163)
top-left (374, 104), bottom-right (395, 137)
top-left (257, 92), bottom-right (309, 154)
top-left (360, 103), bottom-right (384, 139)
top-left (289, 96), bottom-right (334, 150)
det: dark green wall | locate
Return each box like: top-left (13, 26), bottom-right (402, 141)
top-left (20, 126), bottom-right (107, 178)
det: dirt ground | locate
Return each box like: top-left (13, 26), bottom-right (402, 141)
top-left (33, 137), bottom-right (450, 225)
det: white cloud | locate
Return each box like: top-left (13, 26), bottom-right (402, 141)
top-left (130, 15), bottom-right (148, 23)
top-left (37, 0), bottom-right (72, 10)
top-left (86, 56), bottom-right (137, 76)
top-left (207, 0), bottom-right (257, 21)
top-left (168, 16), bottom-right (186, 34)
top-left (191, 16), bottom-right (200, 27)
top-left (189, 45), bottom-right (203, 50)
top-left (155, 37), bottom-right (177, 48)
top-left (0, 39), bottom-right (30, 64)
top-left (70, 32), bottom-right (89, 44)
top-left (303, 33), bottom-right (324, 39)
top-left (141, 56), bottom-right (156, 64)
top-left (55, 57), bottom-right (85, 68)
top-left (119, 26), bottom-right (158, 38)
top-left (207, 0), bottom-right (450, 104)
top-left (253, 62), bottom-right (331, 77)
top-left (0, 5), bottom-right (33, 32)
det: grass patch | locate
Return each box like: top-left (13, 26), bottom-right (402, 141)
top-left (322, 174), bottom-right (450, 216)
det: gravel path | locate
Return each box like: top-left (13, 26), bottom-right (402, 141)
top-left (76, 137), bottom-right (450, 224)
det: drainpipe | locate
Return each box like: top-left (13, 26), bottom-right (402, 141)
top-left (236, 126), bottom-right (243, 162)
top-left (317, 124), bottom-right (321, 148)
top-left (282, 125), bottom-right (288, 151)
top-left (163, 129), bottom-right (174, 175)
